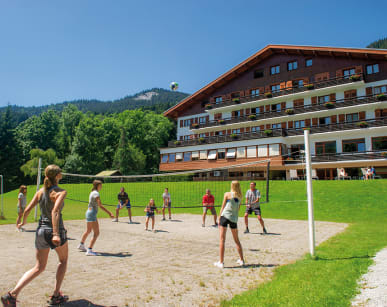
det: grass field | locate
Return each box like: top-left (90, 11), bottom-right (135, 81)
top-left (1, 179), bottom-right (386, 306)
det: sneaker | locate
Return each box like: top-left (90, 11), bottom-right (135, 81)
top-left (202, 224), bottom-right (205, 227)
top-left (112, 218), bottom-right (118, 222)
top-left (1, 292), bottom-right (17, 307)
top-left (212, 224), bottom-right (218, 228)
top-left (162, 218), bottom-right (166, 221)
top-left (129, 220), bottom-right (133, 224)
top-left (77, 243), bottom-right (86, 252)
top-left (86, 249), bottom-right (98, 256)
top-left (169, 217), bottom-right (172, 220)
top-left (213, 261), bottom-right (224, 269)
top-left (236, 259), bottom-right (245, 266)
top-left (244, 228), bottom-right (249, 234)
top-left (48, 292), bottom-right (69, 306)
top-left (263, 227), bottom-right (267, 234)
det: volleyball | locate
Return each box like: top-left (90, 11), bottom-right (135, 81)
top-left (170, 82), bottom-right (179, 91)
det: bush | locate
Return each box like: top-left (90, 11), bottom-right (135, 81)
top-left (205, 104), bottom-right (213, 110)
top-left (192, 123), bottom-right (199, 129)
top-left (324, 102), bottom-right (335, 109)
top-left (356, 121), bottom-right (369, 128)
top-left (349, 74), bottom-right (361, 81)
top-left (199, 137), bottom-right (205, 143)
top-left (264, 129), bottom-right (272, 136)
top-left (232, 98), bottom-right (241, 104)
top-left (376, 93), bottom-right (387, 101)
top-left (285, 108), bottom-right (294, 115)
top-left (305, 84), bottom-right (314, 90)
top-left (174, 140), bottom-right (181, 145)
top-left (264, 92), bottom-right (273, 98)
top-left (249, 114), bottom-right (257, 120)
top-left (218, 119), bottom-right (226, 125)
top-left (230, 133), bottom-right (238, 139)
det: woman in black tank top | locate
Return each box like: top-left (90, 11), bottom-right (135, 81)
top-left (1, 165), bottom-right (69, 306)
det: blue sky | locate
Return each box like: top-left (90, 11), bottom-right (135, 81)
top-left (0, 0), bottom-right (385, 107)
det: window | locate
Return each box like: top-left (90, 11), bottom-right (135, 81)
top-left (290, 144), bottom-right (304, 158)
top-left (251, 126), bottom-right (260, 132)
top-left (258, 145), bottom-right (268, 157)
top-left (366, 64), bottom-right (379, 75)
top-left (237, 147), bottom-right (246, 158)
top-left (319, 117), bottom-right (331, 126)
top-left (208, 150), bottom-right (217, 160)
top-left (251, 89), bottom-right (260, 96)
top-left (192, 151), bottom-right (199, 161)
top-left (215, 131), bottom-right (224, 136)
top-left (226, 148), bottom-right (236, 158)
top-left (183, 135), bottom-right (190, 140)
top-left (218, 149), bottom-right (226, 159)
top-left (346, 113), bottom-right (359, 123)
top-left (215, 96), bottom-right (223, 104)
top-left (306, 59), bottom-right (313, 67)
top-left (183, 152), bottom-right (191, 162)
top-left (269, 144), bottom-right (280, 156)
top-left (316, 141), bottom-right (336, 154)
top-left (292, 79), bottom-right (304, 88)
top-left (199, 151), bottom-right (207, 160)
top-left (271, 84), bottom-right (281, 93)
top-left (254, 69), bottom-right (264, 79)
top-left (176, 153), bottom-right (183, 161)
top-left (232, 110), bottom-right (241, 117)
top-left (343, 139), bottom-right (365, 152)
top-left (199, 117), bottom-right (206, 124)
top-left (251, 107), bottom-right (258, 114)
top-left (374, 85), bottom-right (387, 94)
top-left (247, 146), bottom-right (256, 158)
top-left (318, 95), bottom-right (330, 104)
top-left (372, 136), bottom-right (387, 150)
top-left (183, 119), bottom-right (191, 127)
top-left (288, 61), bottom-right (298, 71)
top-left (271, 103), bottom-right (281, 112)
top-left (169, 153), bottom-right (175, 163)
top-left (231, 92), bottom-right (240, 99)
top-left (272, 123), bottom-right (281, 129)
top-left (294, 120), bottom-right (305, 129)
top-left (343, 68), bottom-right (356, 78)
top-left (232, 129), bottom-right (241, 134)
top-left (161, 155), bottom-right (168, 163)
top-left (199, 133), bottom-right (206, 138)
top-left (271, 65), bottom-right (280, 75)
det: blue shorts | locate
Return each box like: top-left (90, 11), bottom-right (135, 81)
top-left (86, 208), bottom-right (98, 222)
top-left (117, 200), bottom-right (131, 209)
top-left (146, 212), bottom-right (155, 218)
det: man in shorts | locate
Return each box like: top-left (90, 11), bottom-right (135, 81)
top-left (113, 187), bottom-right (133, 223)
top-left (202, 189), bottom-right (218, 227)
top-left (244, 182), bottom-right (267, 234)
top-left (162, 188), bottom-right (172, 221)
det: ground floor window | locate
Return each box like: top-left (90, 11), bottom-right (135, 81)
top-left (342, 138), bottom-right (365, 152)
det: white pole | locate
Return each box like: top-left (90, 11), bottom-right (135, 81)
top-left (304, 130), bottom-right (316, 257)
top-left (34, 158), bottom-right (42, 221)
top-left (0, 175), bottom-right (4, 218)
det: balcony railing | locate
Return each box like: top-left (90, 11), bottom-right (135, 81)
top-left (168, 117), bottom-right (387, 148)
top-left (285, 151), bottom-right (387, 164)
top-left (194, 93), bottom-right (383, 130)
top-left (206, 74), bottom-right (364, 111)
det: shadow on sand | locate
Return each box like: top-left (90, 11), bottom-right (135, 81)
top-left (97, 252), bottom-right (132, 258)
top-left (63, 299), bottom-right (117, 306)
top-left (225, 263), bottom-right (278, 269)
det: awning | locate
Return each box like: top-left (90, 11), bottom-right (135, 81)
top-left (208, 150), bottom-right (217, 160)
top-left (200, 151), bottom-right (207, 159)
top-left (176, 153), bottom-right (183, 160)
top-left (192, 151), bottom-right (199, 158)
top-left (226, 149), bottom-right (236, 158)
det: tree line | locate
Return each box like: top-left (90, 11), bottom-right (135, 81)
top-left (0, 105), bottom-right (175, 192)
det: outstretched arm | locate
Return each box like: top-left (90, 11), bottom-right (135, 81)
top-left (98, 197), bottom-right (114, 218)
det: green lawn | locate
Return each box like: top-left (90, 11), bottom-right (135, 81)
top-left (1, 180), bottom-right (386, 306)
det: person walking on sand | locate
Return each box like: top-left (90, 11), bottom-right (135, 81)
top-left (144, 199), bottom-right (159, 232)
top-left (162, 188), bottom-right (172, 221)
top-left (244, 182), bottom-right (267, 234)
top-left (202, 189), bottom-right (218, 227)
top-left (16, 185), bottom-right (27, 231)
top-left (214, 180), bottom-right (245, 269)
top-left (78, 180), bottom-right (114, 256)
top-left (1, 165), bottom-right (69, 306)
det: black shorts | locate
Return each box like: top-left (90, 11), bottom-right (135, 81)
top-left (35, 227), bottom-right (68, 250)
top-left (246, 206), bottom-right (261, 216)
top-left (219, 216), bottom-right (237, 229)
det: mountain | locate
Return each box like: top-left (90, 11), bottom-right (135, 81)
top-left (0, 88), bottom-right (189, 123)
top-left (367, 38), bottom-right (387, 49)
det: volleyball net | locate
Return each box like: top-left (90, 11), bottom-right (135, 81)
top-left (47, 160), bottom-right (271, 210)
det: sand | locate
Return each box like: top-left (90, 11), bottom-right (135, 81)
top-left (0, 214), bottom-right (347, 307)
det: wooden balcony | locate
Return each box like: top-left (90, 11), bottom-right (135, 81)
top-left (206, 74), bottom-right (364, 111)
top-left (168, 117), bottom-right (387, 148)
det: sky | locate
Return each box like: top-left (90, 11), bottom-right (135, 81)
top-left (0, 0), bottom-right (386, 107)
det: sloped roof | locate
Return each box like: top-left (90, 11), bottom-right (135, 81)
top-left (164, 44), bottom-right (387, 118)
top-left (95, 170), bottom-right (122, 177)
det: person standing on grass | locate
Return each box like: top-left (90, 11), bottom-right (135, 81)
top-left (202, 189), bottom-right (218, 227)
top-left (162, 188), bottom-right (172, 220)
top-left (1, 165), bottom-right (69, 307)
top-left (144, 198), bottom-right (159, 232)
top-left (16, 185), bottom-right (27, 231)
top-left (78, 180), bottom-right (114, 256)
top-left (244, 182), bottom-right (267, 234)
top-left (214, 180), bottom-right (244, 269)
top-left (112, 187), bottom-right (133, 223)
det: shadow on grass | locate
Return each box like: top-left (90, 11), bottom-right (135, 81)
top-left (316, 255), bottom-right (373, 261)
top-left (97, 252), bottom-right (132, 258)
top-left (63, 299), bottom-right (117, 306)
top-left (225, 263), bottom-right (278, 269)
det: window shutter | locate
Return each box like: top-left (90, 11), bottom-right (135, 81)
top-left (224, 94), bottom-right (230, 101)
top-left (288, 121), bottom-right (294, 128)
top-left (227, 129), bottom-right (231, 134)
top-left (240, 128), bottom-right (245, 133)
top-left (240, 109), bottom-right (244, 116)
top-left (383, 109), bottom-right (387, 116)
top-left (303, 77), bottom-right (309, 84)
top-left (344, 90), bottom-right (351, 99)
top-left (206, 116), bottom-right (209, 122)
top-left (311, 97), bottom-right (317, 105)
top-left (281, 122), bottom-right (287, 129)
top-left (259, 87), bottom-right (265, 94)
top-left (180, 136), bottom-right (183, 140)
top-left (329, 93), bottom-right (336, 101)
top-left (315, 72), bottom-right (330, 82)
top-left (312, 118), bottom-right (318, 126)
top-left (245, 108), bottom-right (250, 115)
top-left (210, 97), bottom-right (215, 103)
top-left (245, 127), bottom-right (250, 132)
top-left (375, 109), bottom-right (382, 118)
top-left (266, 124), bottom-right (271, 129)
top-left (205, 132), bottom-right (209, 137)
top-left (265, 105), bottom-right (270, 112)
top-left (331, 115), bottom-right (337, 123)
top-left (260, 106), bottom-right (264, 113)
top-left (281, 102), bottom-right (286, 110)
top-left (339, 114), bottom-right (345, 123)
top-left (180, 120), bottom-right (183, 127)
top-left (305, 119), bottom-right (311, 127)
top-left (260, 125), bottom-right (264, 130)
top-left (355, 65), bottom-right (363, 74)
top-left (351, 89), bottom-right (357, 98)
top-left (366, 87), bottom-right (373, 96)
top-left (286, 81), bottom-right (292, 88)
top-left (240, 90), bottom-right (245, 97)
top-left (359, 111), bottom-right (365, 120)
top-left (336, 69), bottom-right (343, 78)
top-left (194, 118), bottom-right (198, 124)
top-left (210, 132), bottom-right (214, 136)
top-left (265, 86), bottom-right (271, 93)
top-left (294, 99), bottom-right (304, 107)
top-left (280, 82), bottom-right (286, 90)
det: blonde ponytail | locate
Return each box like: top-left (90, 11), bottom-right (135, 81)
top-left (43, 165), bottom-right (62, 191)
top-left (230, 180), bottom-right (242, 199)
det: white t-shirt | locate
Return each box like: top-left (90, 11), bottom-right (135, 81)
top-left (162, 192), bottom-right (171, 203)
top-left (18, 193), bottom-right (27, 208)
top-left (88, 190), bottom-right (100, 210)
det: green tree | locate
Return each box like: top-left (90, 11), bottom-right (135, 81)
top-left (367, 38), bottom-right (387, 49)
top-left (20, 148), bottom-right (64, 178)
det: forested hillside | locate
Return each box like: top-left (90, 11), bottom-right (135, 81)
top-left (367, 38), bottom-right (387, 49)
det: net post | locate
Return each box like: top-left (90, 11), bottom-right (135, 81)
top-left (304, 130), bottom-right (316, 258)
top-left (0, 175), bottom-right (4, 219)
top-left (34, 158), bottom-right (42, 221)
top-left (266, 161), bottom-right (270, 203)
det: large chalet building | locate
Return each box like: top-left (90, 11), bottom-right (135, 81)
top-left (160, 45), bottom-right (387, 180)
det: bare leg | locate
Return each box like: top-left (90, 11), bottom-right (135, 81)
top-left (168, 207), bottom-right (171, 219)
top-left (10, 248), bottom-right (50, 297)
top-left (145, 217), bottom-right (149, 230)
top-left (219, 226), bottom-right (227, 263)
top-left (202, 210), bottom-right (206, 225)
top-left (151, 216), bottom-right (155, 230)
top-left (128, 208), bottom-right (132, 222)
top-left (162, 207), bottom-right (165, 219)
top-left (244, 212), bottom-right (249, 229)
top-left (213, 213), bottom-right (218, 225)
top-left (115, 207), bottom-right (120, 219)
top-left (16, 210), bottom-right (23, 227)
top-left (231, 228), bottom-right (244, 262)
top-left (80, 222), bottom-right (93, 244)
top-left (88, 220), bottom-right (100, 249)
top-left (53, 242), bottom-right (68, 296)
top-left (257, 215), bottom-right (265, 229)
